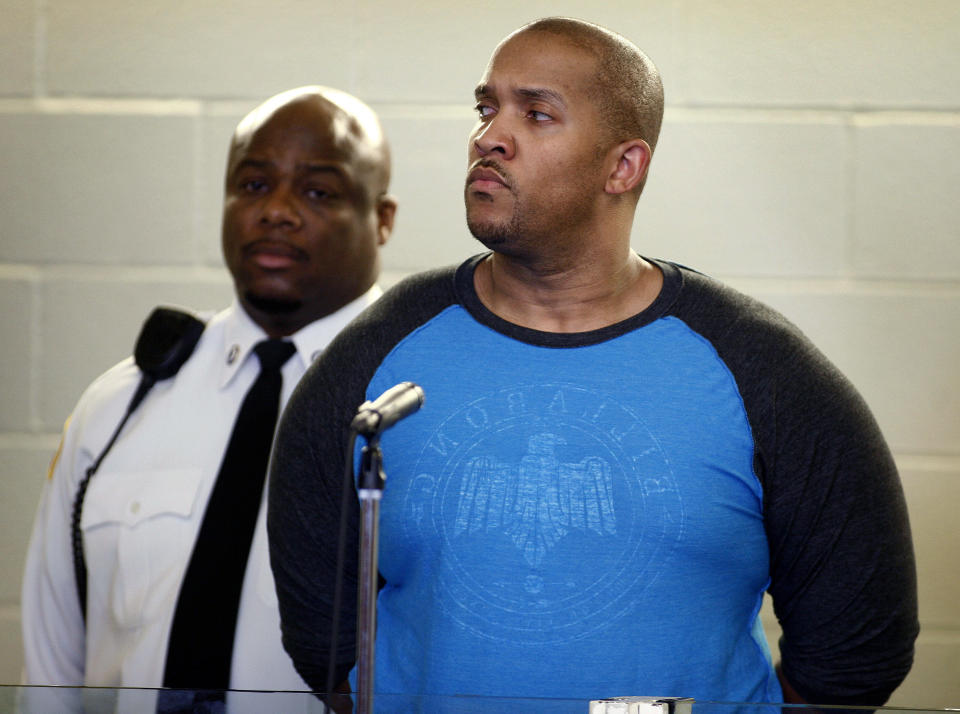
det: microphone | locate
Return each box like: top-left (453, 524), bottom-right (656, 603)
top-left (350, 382), bottom-right (425, 437)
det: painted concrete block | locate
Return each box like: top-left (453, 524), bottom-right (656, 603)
top-left (0, 0), bottom-right (34, 95)
top-left (355, 0), bottom-right (674, 103)
top-left (742, 287), bottom-right (960, 456)
top-left (638, 114), bottom-right (848, 278)
top-left (0, 277), bottom-right (35, 431)
top-left (0, 611), bottom-right (23, 686)
top-left (677, 0), bottom-right (960, 108)
top-left (888, 632), bottom-right (960, 708)
top-left (900, 464), bottom-right (960, 627)
top-left (38, 273), bottom-right (232, 430)
top-left (0, 444), bottom-right (52, 603)
top-left (378, 110), bottom-right (480, 272)
top-left (0, 113), bottom-right (195, 265)
top-left (46, 0), bottom-right (356, 98)
top-left (854, 120), bottom-right (960, 279)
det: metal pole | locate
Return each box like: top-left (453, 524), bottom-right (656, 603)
top-left (356, 442), bottom-right (385, 714)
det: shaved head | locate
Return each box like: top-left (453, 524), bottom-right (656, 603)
top-left (511, 18), bottom-right (664, 156)
top-left (221, 85), bottom-right (396, 336)
top-left (228, 85), bottom-right (391, 208)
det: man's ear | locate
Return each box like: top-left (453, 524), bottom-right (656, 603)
top-left (604, 139), bottom-right (652, 195)
top-left (375, 195), bottom-right (398, 246)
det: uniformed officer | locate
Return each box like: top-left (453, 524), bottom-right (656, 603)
top-left (21, 86), bottom-right (396, 712)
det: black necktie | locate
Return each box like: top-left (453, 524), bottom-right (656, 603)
top-left (162, 339), bottom-right (296, 698)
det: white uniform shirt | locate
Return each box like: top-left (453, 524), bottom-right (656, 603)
top-left (21, 289), bottom-right (381, 711)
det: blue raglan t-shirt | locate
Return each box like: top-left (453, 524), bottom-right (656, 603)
top-left (268, 254), bottom-right (917, 706)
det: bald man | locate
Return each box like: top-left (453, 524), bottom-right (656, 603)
top-left (22, 87), bottom-right (396, 710)
top-left (268, 18), bottom-right (917, 708)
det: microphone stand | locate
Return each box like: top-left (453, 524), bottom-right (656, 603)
top-left (356, 436), bottom-right (385, 714)
top-left (348, 382), bottom-right (423, 714)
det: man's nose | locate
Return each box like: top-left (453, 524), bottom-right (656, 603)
top-left (472, 116), bottom-right (515, 160)
top-left (260, 186), bottom-right (302, 228)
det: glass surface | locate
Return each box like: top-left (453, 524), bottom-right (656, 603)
top-left (1, 686), bottom-right (956, 714)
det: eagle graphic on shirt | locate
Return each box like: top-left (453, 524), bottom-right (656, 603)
top-left (454, 432), bottom-right (617, 567)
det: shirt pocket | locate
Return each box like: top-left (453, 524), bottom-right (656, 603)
top-left (81, 468), bottom-right (204, 629)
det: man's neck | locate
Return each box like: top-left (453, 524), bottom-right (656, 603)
top-left (240, 284), bottom-right (376, 339)
top-left (474, 249), bottom-right (663, 333)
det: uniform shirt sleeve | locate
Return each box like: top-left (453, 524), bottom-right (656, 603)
top-left (671, 267), bottom-right (919, 705)
top-left (22, 467), bottom-right (86, 687)
top-left (21, 360), bottom-right (138, 694)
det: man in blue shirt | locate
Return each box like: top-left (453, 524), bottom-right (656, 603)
top-left (268, 18), bottom-right (918, 707)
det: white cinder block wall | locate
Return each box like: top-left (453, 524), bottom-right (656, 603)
top-left (1, 0), bottom-right (957, 707)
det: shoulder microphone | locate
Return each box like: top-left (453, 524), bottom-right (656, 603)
top-left (73, 306), bottom-right (205, 621)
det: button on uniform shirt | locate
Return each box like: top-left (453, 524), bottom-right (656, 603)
top-left (21, 287), bottom-right (381, 713)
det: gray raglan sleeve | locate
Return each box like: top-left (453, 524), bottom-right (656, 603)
top-left (267, 331), bottom-right (368, 691)
top-left (674, 269), bottom-right (918, 705)
top-left (757, 329), bottom-right (918, 705)
top-left (267, 266), bottom-right (460, 692)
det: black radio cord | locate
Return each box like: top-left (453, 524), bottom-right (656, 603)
top-left (70, 374), bottom-right (155, 621)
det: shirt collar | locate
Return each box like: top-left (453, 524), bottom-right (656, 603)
top-left (219, 285), bottom-right (383, 389)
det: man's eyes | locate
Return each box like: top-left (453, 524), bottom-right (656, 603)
top-left (473, 103), bottom-right (553, 122)
top-left (305, 187), bottom-right (337, 201)
top-left (239, 178), bottom-right (268, 193)
top-left (235, 180), bottom-right (339, 202)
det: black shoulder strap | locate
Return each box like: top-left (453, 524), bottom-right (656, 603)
top-left (72, 306), bottom-right (206, 620)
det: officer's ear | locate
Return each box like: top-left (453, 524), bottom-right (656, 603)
top-left (375, 195), bottom-right (397, 246)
